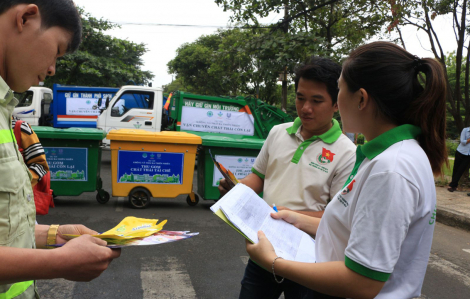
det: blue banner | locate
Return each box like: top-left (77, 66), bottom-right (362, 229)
top-left (44, 147), bottom-right (88, 181)
top-left (117, 151), bottom-right (184, 185)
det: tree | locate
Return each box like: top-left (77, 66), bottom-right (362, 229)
top-left (215, 0), bottom-right (388, 58)
top-left (213, 0), bottom-right (389, 109)
top-left (44, 8), bottom-right (153, 88)
top-left (387, 0), bottom-right (470, 132)
top-left (445, 51), bottom-right (469, 138)
top-left (162, 78), bottom-right (188, 93)
top-left (168, 29), bottom-right (261, 96)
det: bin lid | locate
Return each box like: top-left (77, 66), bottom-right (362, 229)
top-left (107, 129), bottom-right (202, 145)
top-left (32, 126), bottom-right (107, 140)
top-left (185, 131), bottom-right (265, 149)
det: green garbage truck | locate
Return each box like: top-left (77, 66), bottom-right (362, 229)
top-left (164, 91), bottom-right (293, 202)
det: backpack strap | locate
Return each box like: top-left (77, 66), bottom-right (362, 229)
top-left (14, 119), bottom-right (24, 152)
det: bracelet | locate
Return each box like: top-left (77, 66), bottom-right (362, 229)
top-left (46, 224), bottom-right (60, 248)
top-left (272, 256), bottom-right (285, 284)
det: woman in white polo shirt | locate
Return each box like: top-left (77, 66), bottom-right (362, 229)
top-left (245, 41), bottom-right (447, 299)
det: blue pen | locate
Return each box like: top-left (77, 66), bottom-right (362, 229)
top-left (272, 204), bottom-right (278, 212)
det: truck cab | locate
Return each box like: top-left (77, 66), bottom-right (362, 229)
top-left (97, 85), bottom-right (163, 145)
top-left (13, 87), bottom-right (53, 126)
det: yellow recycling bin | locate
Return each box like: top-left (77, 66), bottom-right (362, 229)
top-left (108, 129), bottom-right (202, 209)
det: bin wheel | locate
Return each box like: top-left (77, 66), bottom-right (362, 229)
top-left (129, 187), bottom-right (151, 209)
top-left (186, 194), bottom-right (199, 206)
top-left (96, 192), bottom-right (110, 204)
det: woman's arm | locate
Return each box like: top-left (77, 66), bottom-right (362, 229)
top-left (247, 231), bottom-right (384, 299)
top-left (273, 258), bottom-right (384, 299)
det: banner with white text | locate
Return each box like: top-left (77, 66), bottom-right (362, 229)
top-left (180, 106), bottom-right (255, 136)
top-left (212, 155), bottom-right (257, 187)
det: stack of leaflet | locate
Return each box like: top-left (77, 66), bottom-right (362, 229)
top-left (210, 149), bottom-right (239, 188)
top-left (211, 184), bottom-right (316, 262)
top-left (62, 216), bottom-right (198, 248)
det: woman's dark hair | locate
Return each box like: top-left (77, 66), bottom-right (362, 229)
top-left (294, 56), bottom-right (342, 105)
top-left (0, 0), bottom-right (82, 52)
top-left (342, 41), bottom-right (447, 175)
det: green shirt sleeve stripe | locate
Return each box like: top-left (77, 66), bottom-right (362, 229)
top-left (251, 167), bottom-right (265, 179)
top-left (345, 256), bottom-right (391, 282)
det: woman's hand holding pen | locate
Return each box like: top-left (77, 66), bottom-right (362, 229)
top-left (271, 210), bottom-right (302, 230)
top-left (274, 205), bottom-right (291, 212)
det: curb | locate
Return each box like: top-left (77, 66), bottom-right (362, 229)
top-left (436, 207), bottom-right (470, 232)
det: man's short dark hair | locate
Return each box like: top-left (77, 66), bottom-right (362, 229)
top-left (294, 57), bottom-right (342, 105)
top-left (0, 0), bottom-right (82, 53)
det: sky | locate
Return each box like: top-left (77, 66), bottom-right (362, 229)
top-left (73, 0), bottom-right (459, 88)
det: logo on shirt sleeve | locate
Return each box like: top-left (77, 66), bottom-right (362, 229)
top-left (341, 179), bottom-right (356, 195)
top-left (336, 179), bottom-right (356, 207)
top-left (317, 148), bottom-right (335, 164)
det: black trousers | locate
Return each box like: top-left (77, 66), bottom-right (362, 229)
top-left (449, 150), bottom-right (470, 188)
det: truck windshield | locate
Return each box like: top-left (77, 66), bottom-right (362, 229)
top-left (14, 91), bottom-right (34, 107)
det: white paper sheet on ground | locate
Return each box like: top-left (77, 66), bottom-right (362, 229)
top-left (211, 184), bottom-right (316, 262)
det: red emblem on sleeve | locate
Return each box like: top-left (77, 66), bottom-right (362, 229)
top-left (341, 179), bottom-right (356, 195)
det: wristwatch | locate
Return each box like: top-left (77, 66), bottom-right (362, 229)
top-left (46, 224), bottom-right (60, 248)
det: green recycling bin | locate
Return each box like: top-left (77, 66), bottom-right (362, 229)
top-left (194, 132), bottom-right (265, 201)
top-left (32, 126), bottom-right (110, 204)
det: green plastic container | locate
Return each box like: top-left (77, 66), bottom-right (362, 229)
top-left (193, 132), bottom-right (265, 201)
top-left (32, 126), bottom-right (110, 204)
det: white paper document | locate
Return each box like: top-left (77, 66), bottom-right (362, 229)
top-left (211, 184), bottom-right (316, 262)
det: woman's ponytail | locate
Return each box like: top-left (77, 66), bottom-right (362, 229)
top-left (342, 42), bottom-right (448, 175)
top-left (406, 58), bottom-right (448, 175)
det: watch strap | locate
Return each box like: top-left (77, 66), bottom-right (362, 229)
top-left (46, 224), bottom-right (60, 248)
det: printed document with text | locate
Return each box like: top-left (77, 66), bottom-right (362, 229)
top-left (211, 184), bottom-right (316, 262)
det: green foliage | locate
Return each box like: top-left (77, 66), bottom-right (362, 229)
top-left (162, 78), bottom-right (193, 93)
top-left (45, 8), bottom-right (153, 88)
top-left (446, 140), bottom-right (458, 157)
top-left (388, 1), bottom-right (470, 133)
top-left (168, 29), bottom-right (255, 96)
top-left (445, 51), bottom-right (469, 138)
top-left (356, 134), bottom-right (365, 145)
top-left (215, 0), bottom-right (389, 60)
top-left (168, 1), bottom-right (388, 102)
top-left (167, 28), bottom-right (322, 100)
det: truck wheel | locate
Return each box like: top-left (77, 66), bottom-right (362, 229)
top-left (186, 194), bottom-right (199, 206)
top-left (96, 191), bottom-right (110, 204)
top-left (129, 187), bottom-right (151, 209)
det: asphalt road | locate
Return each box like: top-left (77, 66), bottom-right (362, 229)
top-left (35, 151), bottom-right (470, 299)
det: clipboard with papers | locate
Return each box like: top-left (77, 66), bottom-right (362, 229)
top-left (210, 184), bottom-right (316, 263)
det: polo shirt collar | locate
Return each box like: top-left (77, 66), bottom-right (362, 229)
top-left (341, 124), bottom-right (422, 190)
top-left (286, 118), bottom-right (342, 144)
top-left (0, 76), bottom-right (16, 106)
top-left (360, 124), bottom-right (422, 160)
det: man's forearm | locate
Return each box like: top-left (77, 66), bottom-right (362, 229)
top-left (294, 210), bottom-right (324, 218)
top-left (239, 173), bottom-right (264, 194)
top-left (0, 247), bottom-right (63, 284)
top-left (35, 224), bottom-right (51, 248)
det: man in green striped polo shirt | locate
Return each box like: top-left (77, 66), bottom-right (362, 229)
top-left (219, 57), bottom-right (356, 299)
